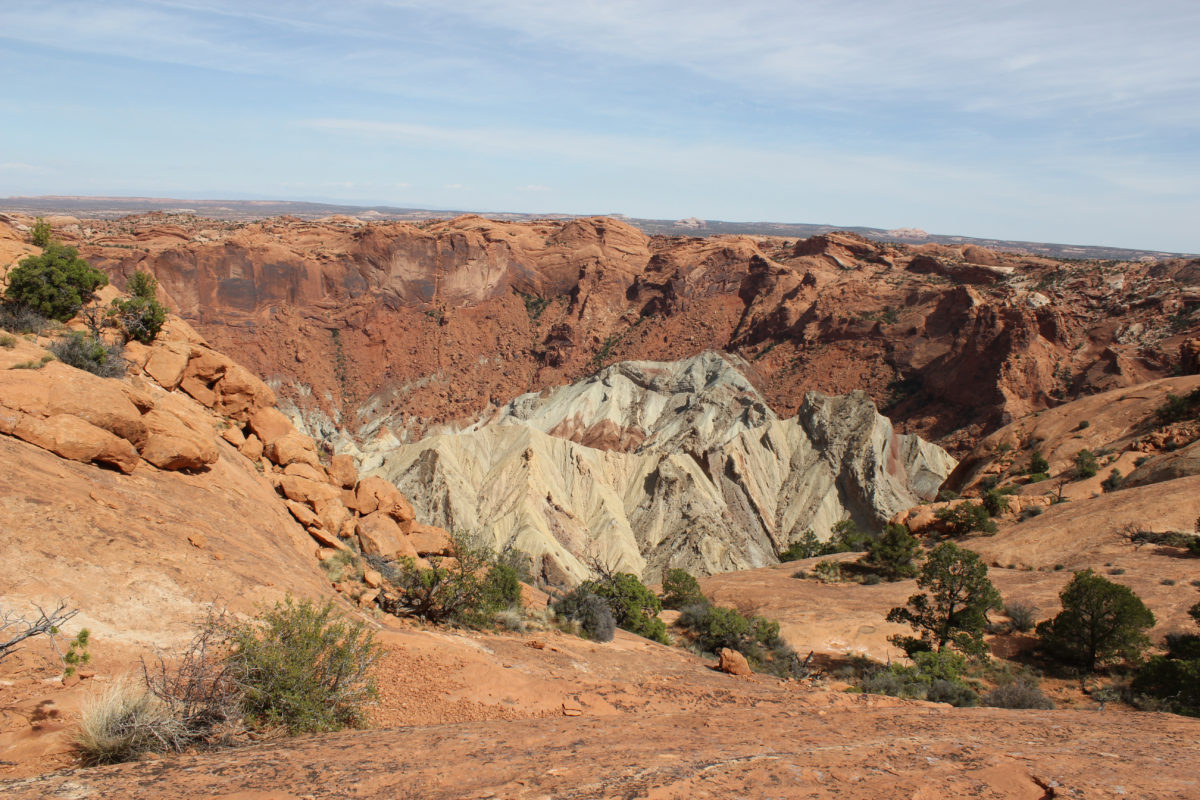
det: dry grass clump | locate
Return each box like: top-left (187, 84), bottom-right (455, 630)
top-left (74, 678), bottom-right (186, 765)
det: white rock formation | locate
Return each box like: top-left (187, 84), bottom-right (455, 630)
top-left (372, 352), bottom-right (955, 584)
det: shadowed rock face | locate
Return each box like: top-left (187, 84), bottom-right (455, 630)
top-left (373, 352), bottom-right (955, 584)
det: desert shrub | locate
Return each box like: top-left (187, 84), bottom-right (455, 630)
top-left (935, 501), bottom-right (997, 537)
top-left (857, 651), bottom-right (978, 707)
top-left (1026, 472), bottom-right (1049, 483)
top-left (226, 596), bottom-right (380, 734)
top-left (779, 529), bottom-right (828, 561)
top-left (62, 628), bottom-right (92, 677)
top-left (379, 534), bottom-right (523, 627)
top-left (828, 519), bottom-right (870, 552)
top-left (982, 680), bottom-right (1055, 709)
top-left (1101, 469), bottom-right (1123, 493)
top-left (1074, 449), bottom-right (1098, 479)
top-left (1077, 420), bottom-right (1090, 430)
top-left (4, 242), bottom-right (107, 321)
top-left (936, 489), bottom-right (960, 502)
top-left (1004, 601), bottom-right (1038, 633)
top-left (659, 568), bottom-right (706, 609)
top-left (1036, 569), bottom-right (1154, 673)
top-left (812, 559), bottom-right (843, 582)
top-left (30, 217), bottom-right (53, 247)
top-left (677, 602), bottom-right (803, 678)
top-left (110, 271), bottom-right (167, 344)
top-left (862, 523), bottom-right (920, 581)
top-left (982, 486), bottom-right (1017, 517)
top-left (74, 678), bottom-right (185, 766)
top-left (0, 334), bottom-right (15, 348)
top-left (887, 542), bottom-right (1002, 657)
top-left (553, 588), bottom-right (616, 642)
top-left (585, 571), bottom-right (668, 644)
top-left (1133, 656), bottom-right (1200, 717)
top-left (0, 302), bottom-right (51, 335)
top-left (1028, 451), bottom-right (1050, 475)
top-left (1018, 507), bottom-right (1044, 522)
top-left (50, 332), bottom-right (126, 378)
top-left (1154, 391), bottom-right (1200, 426)
top-left (927, 678), bottom-right (980, 707)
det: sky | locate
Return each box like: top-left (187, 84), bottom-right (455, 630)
top-left (0, 1), bottom-right (1198, 252)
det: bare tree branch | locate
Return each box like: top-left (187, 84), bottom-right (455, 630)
top-left (0, 600), bottom-right (78, 662)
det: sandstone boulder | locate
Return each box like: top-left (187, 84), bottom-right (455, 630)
top-left (239, 433), bottom-right (263, 462)
top-left (143, 342), bottom-right (191, 390)
top-left (313, 499), bottom-right (352, 539)
top-left (285, 499), bottom-right (320, 528)
top-left (356, 512), bottom-right (418, 560)
top-left (0, 364), bottom-right (148, 449)
top-left (264, 432), bottom-right (322, 469)
top-left (717, 648), bottom-right (752, 676)
top-left (139, 408), bottom-right (220, 471)
top-left (248, 407), bottom-right (293, 445)
top-left (278, 475), bottom-right (342, 507)
top-left (328, 454), bottom-right (358, 489)
top-left (408, 522), bottom-right (454, 557)
top-left (282, 461), bottom-right (328, 483)
top-left (214, 363), bottom-right (276, 420)
top-left (355, 476), bottom-right (415, 525)
top-left (1, 409), bottom-right (140, 473)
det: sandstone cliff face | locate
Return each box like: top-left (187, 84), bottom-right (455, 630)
top-left (372, 352), bottom-right (955, 584)
top-left (20, 213), bottom-right (1192, 457)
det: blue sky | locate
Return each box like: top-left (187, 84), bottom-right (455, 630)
top-left (1, 1), bottom-right (1198, 251)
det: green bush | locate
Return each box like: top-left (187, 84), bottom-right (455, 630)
top-left (779, 529), bottom-right (827, 561)
top-left (30, 217), bottom-right (53, 247)
top-left (553, 588), bottom-right (616, 642)
top-left (227, 596), bottom-right (380, 734)
top-left (378, 534), bottom-right (523, 627)
top-left (1074, 449), bottom-right (1098, 479)
top-left (1036, 569), bottom-right (1154, 673)
top-left (1154, 390), bottom-right (1200, 426)
top-left (1004, 601), bottom-right (1038, 633)
top-left (862, 523), bottom-right (920, 580)
top-left (0, 303), bottom-right (51, 335)
top-left (677, 602), bottom-right (803, 678)
top-left (982, 486), bottom-right (1017, 517)
top-left (4, 242), bottom-right (108, 321)
top-left (982, 680), bottom-right (1054, 709)
top-left (659, 568), bottom-right (706, 609)
top-left (110, 271), bottom-right (167, 344)
top-left (1029, 451), bottom-right (1050, 475)
top-left (857, 650), bottom-right (978, 707)
top-left (49, 332), bottom-right (126, 378)
top-left (1101, 469), bottom-right (1123, 493)
top-left (1026, 472), bottom-right (1050, 483)
top-left (1130, 600), bottom-right (1200, 717)
top-left (887, 542), bottom-right (1001, 657)
top-left (935, 501), bottom-right (997, 537)
top-left (586, 571), bottom-right (668, 644)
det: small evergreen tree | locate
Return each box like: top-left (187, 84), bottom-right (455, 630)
top-left (1036, 569), bottom-right (1155, 673)
top-left (5, 243), bottom-right (108, 321)
top-left (585, 571), bottom-right (668, 644)
top-left (935, 501), bottom-right (998, 537)
top-left (30, 217), bottom-right (53, 247)
top-left (1028, 451), bottom-right (1050, 475)
top-left (887, 542), bottom-right (1001, 657)
top-left (110, 270), bottom-right (167, 344)
top-left (659, 569), bottom-right (706, 610)
top-left (863, 523), bottom-right (920, 580)
top-left (1075, 449), bottom-right (1099, 479)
